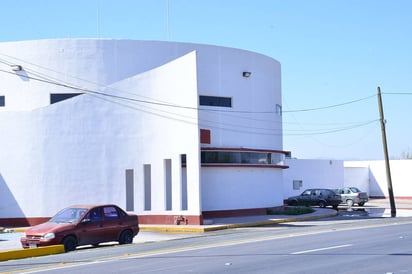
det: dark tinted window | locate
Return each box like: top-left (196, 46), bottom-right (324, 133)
top-left (50, 93), bottom-right (82, 104)
top-left (87, 208), bottom-right (103, 222)
top-left (199, 95), bottom-right (232, 107)
top-left (104, 206), bottom-right (119, 220)
top-left (0, 96), bottom-right (4, 107)
top-left (201, 151), bottom-right (284, 165)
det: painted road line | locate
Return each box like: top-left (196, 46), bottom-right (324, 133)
top-left (291, 244), bottom-right (353, 255)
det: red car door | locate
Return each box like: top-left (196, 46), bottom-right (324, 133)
top-left (77, 207), bottom-right (106, 245)
top-left (101, 206), bottom-right (124, 241)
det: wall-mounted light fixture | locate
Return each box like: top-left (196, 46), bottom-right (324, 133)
top-left (11, 65), bottom-right (22, 71)
top-left (242, 71), bottom-right (251, 78)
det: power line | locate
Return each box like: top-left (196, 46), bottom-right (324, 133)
top-left (0, 67), bottom-right (381, 136)
top-left (383, 92), bottom-right (412, 95)
top-left (0, 58), bottom-right (389, 137)
top-left (283, 95), bottom-right (376, 113)
top-left (283, 119), bottom-right (379, 136)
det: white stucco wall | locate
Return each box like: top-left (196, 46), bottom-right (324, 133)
top-left (197, 49), bottom-right (282, 150)
top-left (0, 39), bottom-right (282, 150)
top-left (283, 159), bottom-right (344, 198)
top-left (345, 160), bottom-right (412, 198)
top-left (201, 167), bottom-right (283, 211)
top-left (343, 161), bottom-right (370, 194)
top-left (0, 50), bottom-right (201, 218)
top-left (0, 39), bottom-right (284, 220)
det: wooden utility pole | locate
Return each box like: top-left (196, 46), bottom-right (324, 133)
top-left (377, 86), bottom-right (396, 217)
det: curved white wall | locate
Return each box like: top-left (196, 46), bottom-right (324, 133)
top-left (0, 39), bottom-right (283, 221)
top-left (0, 39), bottom-right (282, 150)
top-left (0, 50), bottom-right (201, 218)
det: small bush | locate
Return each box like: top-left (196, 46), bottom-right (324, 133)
top-left (266, 206), bottom-right (314, 215)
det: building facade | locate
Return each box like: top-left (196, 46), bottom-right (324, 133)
top-left (0, 39), bottom-right (287, 226)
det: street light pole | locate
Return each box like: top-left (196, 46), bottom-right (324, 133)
top-left (377, 86), bottom-right (396, 217)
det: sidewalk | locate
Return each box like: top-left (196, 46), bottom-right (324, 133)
top-left (0, 207), bottom-right (339, 255)
top-left (1, 198), bottom-right (411, 260)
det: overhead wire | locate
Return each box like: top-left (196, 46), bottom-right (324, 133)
top-left (0, 64), bottom-right (282, 135)
top-left (0, 55), bottom-right (384, 137)
top-left (283, 94), bottom-right (376, 113)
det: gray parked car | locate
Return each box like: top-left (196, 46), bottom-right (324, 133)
top-left (335, 187), bottom-right (369, 207)
top-left (287, 188), bottom-right (342, 209)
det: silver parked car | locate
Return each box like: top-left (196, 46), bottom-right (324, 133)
top-left (335, 187), bottom-right (369, 207)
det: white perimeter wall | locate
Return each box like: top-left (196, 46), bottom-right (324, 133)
top-left (345, 160), bottom-right (412, 197)
top-left (283, 159), bottom-right (344, 198)
top-left (201, 167), bottom-right (284, 210)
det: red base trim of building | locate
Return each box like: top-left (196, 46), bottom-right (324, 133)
top-left (138, 215), bottom-right (204, 225)
top-left (202, 207), bottom-right (268, 219)
top-left (0, 217), bottom-right (49, 227)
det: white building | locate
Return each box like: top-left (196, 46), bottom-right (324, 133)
top-left (0, 39), bottom-right (288, 226)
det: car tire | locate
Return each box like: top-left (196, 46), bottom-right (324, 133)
top-left (347, 199), bottom-right (354, 207)
top-left (62, 236), bottom-right (77, 252)
top-left (119, 230), bottom-right (133, 245)
top-left (318, 201), bottom-right (326, 208)
top-left (358, 202), bottom-right (365, 206)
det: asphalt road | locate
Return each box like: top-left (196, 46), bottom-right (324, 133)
top-left (1, 216), bottom-right (411, 274)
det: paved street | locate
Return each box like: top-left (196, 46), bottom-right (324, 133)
top-left (1, 216), bottom-right (412, 273)
top-left (1, 198), bottom-right (411, 256)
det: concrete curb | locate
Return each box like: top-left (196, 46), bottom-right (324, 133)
top-left (8, 227), bottom-right (28, 233)
top-left (0, 245), bottom-right (65, 262)
top-left (140, 210), bottom-right (338, 233)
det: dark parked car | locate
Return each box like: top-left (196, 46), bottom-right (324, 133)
top-left (21, 204), bottom-right (139, 252)
top-left (335, 187), bottom-right (369, 207)
top-left (287, 188), bottom-right (342, 209)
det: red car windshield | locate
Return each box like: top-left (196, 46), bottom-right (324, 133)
top-left (49, 207), bottom-right (88, 224)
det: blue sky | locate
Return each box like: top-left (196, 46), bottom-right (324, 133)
top-left (1, 0), bottom-right (411, 160)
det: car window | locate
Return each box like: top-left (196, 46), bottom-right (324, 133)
top-left (86, 208), bottom-right (103, 222)
top-left (349, 187), bottom-right (360, 193)
top-left (50, 207), bottom-right (88, 223)
top-left (104, 206), bottom-right (120, 220)
top-left (302, 190), bottom-right (311, 196)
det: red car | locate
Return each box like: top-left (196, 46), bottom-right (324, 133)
top-left (21, 204), bottom-right (139, 252)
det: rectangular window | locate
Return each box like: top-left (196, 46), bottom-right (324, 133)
top-left (0, 96), bottom-right (5, 107)
top-left (50, 93), bottom-right (82, 104)
top-left (144, 164), bottom-right (151, 211)
top-left (103, 206), bottom-right (120, 220)
top-left (201, 150), bottom-right (286, 166)
top-left (181, 154), bottom-right (188, 210)
top-left (293, 180), bottom-right (303, 190)
top-left (199, 95), bottom-right (232, 107)
top-left (125, 169), bottom-right (134, 211)
top-left (164, 159), bottom-right (172, 211)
